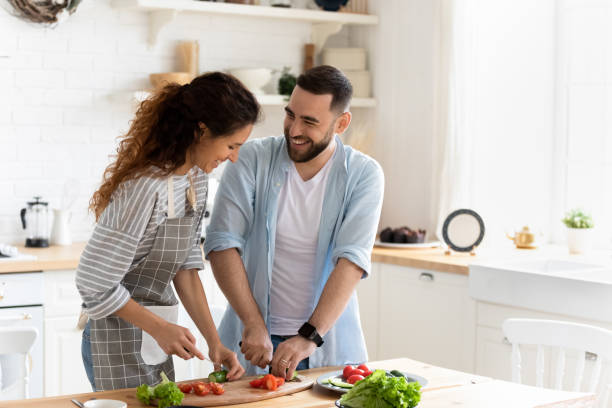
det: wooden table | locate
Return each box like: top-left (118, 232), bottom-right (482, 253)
top-left (0, 358), bottom-right (595, 407)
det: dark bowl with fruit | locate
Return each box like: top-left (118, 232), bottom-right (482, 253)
top-left (379, 226), bottom-right (426, 244)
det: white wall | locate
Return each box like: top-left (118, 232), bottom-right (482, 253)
top-left (468, 0), bottom-right (556, 247)
top-left (0, 0), bottom-right (440, 245)
top-left (0, 0), bottom-right (356, 244)
top-left (367, 0), bottom-right (438, 234)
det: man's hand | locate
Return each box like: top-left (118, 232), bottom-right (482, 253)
top-left (240, 324), bottom-right (273, 369)
top-left (270, 336), bottom-right (316, 380)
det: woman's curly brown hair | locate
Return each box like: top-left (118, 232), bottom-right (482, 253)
top-left (90, 72), bottom-right (260, 220)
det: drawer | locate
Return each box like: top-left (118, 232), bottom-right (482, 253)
top-left (0, 272), bottom-right (44, 307)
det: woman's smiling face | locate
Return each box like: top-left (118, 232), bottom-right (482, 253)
top-left (193, 123), bottom-right (253, 173)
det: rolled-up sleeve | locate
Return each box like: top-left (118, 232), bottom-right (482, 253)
top-left (204, 144), bottom-right (257, 258)
top-left (75, 181), bottom-right (156, 320)
top-left (332, 159), bottom-right (384, 277)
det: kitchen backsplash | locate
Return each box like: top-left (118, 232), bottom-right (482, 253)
top-left (0, 0), bottom-right (350, 244)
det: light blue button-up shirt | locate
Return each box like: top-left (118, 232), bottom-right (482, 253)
top-left (204, 135), bottom-right (384, 374)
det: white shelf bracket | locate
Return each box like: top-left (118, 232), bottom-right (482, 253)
top-left (311, 22), bottom-right (343, 55)
top-left (148, 9), bottom-right (178, 47)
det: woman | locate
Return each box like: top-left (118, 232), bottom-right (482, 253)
top-left (75, 72), bottom-right (260, 391)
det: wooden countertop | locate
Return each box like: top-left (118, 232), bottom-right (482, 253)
top-left (0, 242), bottom-right (86, 274)
top-left (371, 246), bottom-right (474, 275)
top-left (0, 242), bottom-right (475, 275)
top-left (0, 358), bottom-right (594, 407)
top-left (1, 242), bottom-right (598, 277)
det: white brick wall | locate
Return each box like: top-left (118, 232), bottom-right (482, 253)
top-left (0, 0), bottom-right (351, 245)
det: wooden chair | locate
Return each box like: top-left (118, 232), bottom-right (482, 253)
top-left (0, 327), bottom-right (38, 399)
top-left (502, 318), bottom-right (612, 407)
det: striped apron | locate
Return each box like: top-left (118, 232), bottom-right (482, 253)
top-left (89, 176), bottom-right (205, 390)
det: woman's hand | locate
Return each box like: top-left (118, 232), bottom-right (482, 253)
top-left (209, 342), bottom-right (245, 381)
top-left (151, 321), bottom-right (205, 361)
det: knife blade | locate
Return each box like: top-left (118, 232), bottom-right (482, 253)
top-left (71, 399), bottom-right (85, 408)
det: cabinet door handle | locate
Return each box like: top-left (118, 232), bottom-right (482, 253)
top-left (502, 336), bottom-right (511, 345)
top-left (419, 272), bottom-right (434, 282)
top-left (0, 313), bottom-right (32, 321)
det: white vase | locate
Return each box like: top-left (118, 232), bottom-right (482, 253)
top-left (51, 209), bottom-right (72, 246)
top-left (566, 227), bottom-right (593, 254)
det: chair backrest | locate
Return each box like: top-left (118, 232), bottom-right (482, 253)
top-left (502, 318), bottom-right (612, 407)
top-left (0, 327), bottom-right (38, 399)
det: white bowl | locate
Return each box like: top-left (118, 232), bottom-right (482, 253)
top-left (83, 400), bottom-right (127, 408)
top-left (229, 68), bottom-right (272, 95)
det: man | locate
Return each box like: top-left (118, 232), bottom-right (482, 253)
top-left (204, 65), bottom-right (384, 379)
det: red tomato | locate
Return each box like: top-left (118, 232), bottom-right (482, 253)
top-left (342, 365), bottom-right (355, 380)
top-left (264, 374), bottom-right (278, 391)
top-left (275, 376), bottom-right (285, 387)
top-left (193, 382), bottom-right (209, 396)
top-left (347, 374), bottom-right (365, 385)
top-left (357, 364), bottom-right (370, 372)
top-left (249, 378), bottom-right (265, 388)
top-left (210, 382), bottom-right (225, 395)
top-left (363, 370), bottom-right (373, 377)
top-left (178, 383), bottom-right (193, 393)
top-left (347, 368), bottom-right (365, 378)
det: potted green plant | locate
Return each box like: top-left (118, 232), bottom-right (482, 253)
top-left (562, 208), bottom-right (594, 254)
top-left (278, 66), bottom-right (297, 98)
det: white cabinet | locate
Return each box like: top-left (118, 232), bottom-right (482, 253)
top-left (44, 316), bottom-right (91, 395)
top-left (359, 263), bottom-right (475, 373)
top-left (43, 269), bottom-right (91, 396)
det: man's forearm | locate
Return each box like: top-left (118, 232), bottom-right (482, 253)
top-left (209, 248), bottom-right (265, 328)
top-left (308, 258), bottom-right (364, 336)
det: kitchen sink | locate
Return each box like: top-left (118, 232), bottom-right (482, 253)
top-left (469, 258), bottom-right (612, 322)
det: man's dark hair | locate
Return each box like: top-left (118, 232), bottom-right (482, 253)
top-left (296, 65), bottom-right (353, 113)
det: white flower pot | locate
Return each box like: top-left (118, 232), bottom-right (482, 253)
top-left (566, 227), bottom-right (594, 254)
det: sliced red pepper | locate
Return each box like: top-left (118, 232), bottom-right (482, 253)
top-left (249, 377), bottom-right (265, 388)
top-left (263, 374), bottom-right (278, 391)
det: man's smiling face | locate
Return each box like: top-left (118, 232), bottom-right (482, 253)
top-left (283, 86), bottom-right (338, 163)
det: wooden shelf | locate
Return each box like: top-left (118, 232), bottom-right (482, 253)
top-left (133, 91), bottom-right (376, 108)
top-left (111, 0), bottom-right (378, 47)
top-left (112, 0), bottom-right (378, 24)
top-left (257, 94), bottom-right (376, 107)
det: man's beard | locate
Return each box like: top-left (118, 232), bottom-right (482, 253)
top-left (284, 124), bottom-right (334, 163)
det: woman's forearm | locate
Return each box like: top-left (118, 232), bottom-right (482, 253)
top-left (173, 268), bottom-right (222, 347)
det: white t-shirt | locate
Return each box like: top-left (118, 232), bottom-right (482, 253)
top-left (269, 154), bottom-right (335, 336)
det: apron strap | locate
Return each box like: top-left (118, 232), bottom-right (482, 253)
top-left (167, 176), bottom-right (175, 218)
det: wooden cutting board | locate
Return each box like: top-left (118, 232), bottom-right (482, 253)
top-left (166, 375), bottom-right (314, 407)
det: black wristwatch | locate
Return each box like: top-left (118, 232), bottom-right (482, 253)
top-left (298, 322), bottom-right (324, 347)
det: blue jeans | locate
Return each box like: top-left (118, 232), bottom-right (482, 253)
top-left (270, 334), bottom-right (309, 371)
top-left (82, 321), bottom-right (96, 391)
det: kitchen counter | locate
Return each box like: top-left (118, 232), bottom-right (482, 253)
top-left (0, 357), bottom-right (594, 407)
top-left (2, 241), bottom-right (603, 277)
top-left (0, 242), bottom-right (476, 275)
top-left (0, 242), bottom-right (86, 274)
top-left (371, 246), bottom-right (473, 275)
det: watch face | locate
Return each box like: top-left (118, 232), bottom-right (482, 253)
top-left (299, 323), bottom-right (315, 337)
